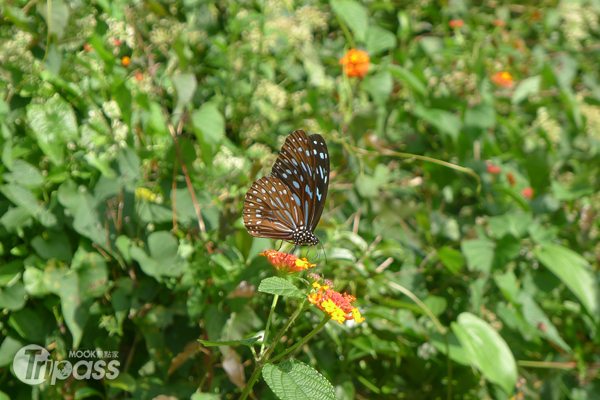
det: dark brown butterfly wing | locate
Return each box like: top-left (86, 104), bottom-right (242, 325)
top-left (271, 130), bottom-right (330, 231)
top-left (243, 176), bottom-right (304, 240)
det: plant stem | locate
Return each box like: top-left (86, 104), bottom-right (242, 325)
top-left (238, 363), bottom-right (264, 400)
top-left (238, 299), bottom-right (308, 400)
top-left (261, 295), bottom-right (279, 356)
top-left (268, 315), bottom-right (330, 364)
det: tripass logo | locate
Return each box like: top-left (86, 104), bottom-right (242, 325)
top-left (13, 344), bottom-right (120, 385)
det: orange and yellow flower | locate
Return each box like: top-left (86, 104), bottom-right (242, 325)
top-left (122, 56), bottom-right (131, 67)
top-left (308, 281), bottom-right (364, 325)
top-left (491, 71), bottom-right (514, 88)
top-left (339, 49), bottom-right (370, 78)
top-left (260, 250), bottom-right (316, 274)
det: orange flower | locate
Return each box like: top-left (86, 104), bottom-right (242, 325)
top-left (522, 187), bottom-right (533, 199)
top-left (339, 49), bottom-right (370, 78)
top-left (135, 73), bottom-right (144, 81)
top-left (486, 164), bottom-right (501, 174)
top-left (122, 56), bottom-right (131, 67)
top-left (449, 20), bottom-right (465, 28)
top-left (308, 280), bottom-right (364, 325)
top-left (260, 250), bottom-right (316, 274)
top-left (507, 172), bottom-right (516, 186)
top-left (491, 71), bottom-right (514, 88)
top-left (113, 39), bottom-right (122, 46)
top-left (492, 19), bottom-right (505, 27)
top-left (84, 44), bottom-right (93, 52)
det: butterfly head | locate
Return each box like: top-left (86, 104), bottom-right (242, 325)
top-left (293, 225), bottom-right (319, 246)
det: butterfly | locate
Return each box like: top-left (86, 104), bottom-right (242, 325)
top-left (243, 130), bottom-right (330, 246)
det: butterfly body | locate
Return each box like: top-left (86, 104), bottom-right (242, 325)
top-left (243, 130), bottom-right (329, 246)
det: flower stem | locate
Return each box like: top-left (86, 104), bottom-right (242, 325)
top-left (268, 315), bottom-right (330, 364)
top-left (260, 294), bottom-right (279, 356)
top-left (238, 299), bottom-right (308, 400)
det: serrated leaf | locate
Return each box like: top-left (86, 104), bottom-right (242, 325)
top-left (262, 359), bottom-right (337, 400)
top-left (258, 277), bottom-right (305, 298)
top-left (452, 313), bottom-right (517, 395)
top-left (330, 0), bottom-right (369, 42)
top-left (198, 337), bottom-right (260, 347)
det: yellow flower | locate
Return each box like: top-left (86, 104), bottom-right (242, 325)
top-left (307, 277), bottom-right (365, 325)
top-left (491, 71), bottom-right (514, 88)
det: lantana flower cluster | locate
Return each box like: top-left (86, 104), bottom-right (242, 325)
top-left (260, 250), bottom-right (316, 274)
top-left (260, 250), bottom-right (365, 325)
top-left (339, 49), bottom-right (370, 78)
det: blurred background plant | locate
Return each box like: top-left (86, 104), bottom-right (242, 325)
top-left (1, 0), bottom-right (600, 399)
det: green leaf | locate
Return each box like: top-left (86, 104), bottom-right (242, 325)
top-left (23, 267), bottom-right (50, 297)
top-left (0, 336), bottom-right (25, 367)
top-left (464, 102), bottom-right (496, 130)
top-left (461, 237), bottom-right (494, 273)
top-left (413, 104), bottom-right (462, 141)
top-left (262, 359), bottom-right (337, 400)
top-left (6, 160), bottom-right (44, 188)
top-left (429, 332), bottom-right (470, 366)
top-left (436, 246), bottom-right (465, 274)
top-left (172, 72), bottom-right (198, 118)
top-left (258, 277), bottom-right (305, 299)
top-left (534, 244), bottom-right (600, 321)
top-left (26, 95), bottom-right (78, 165)
top-left (31, 231), bottom-right (73, 261)
top-left (104, 372), bottom-right (136, 391)
top-left (551, 180), bottom-right (593, 201)
top-left (330, 0), bottom-right (369, 42)
top-left (0, 183), bottom-right (57, 227)
top-left (452, 312), bottom-right (517, 395)
top-left (518, 293), bottom-right (571, 352)
top-left (0, 260), bottom-right (22, 287)
top-left (38, 0), bottom-right (70, 39)
top-left (365, 26), bottom-right (397, 55)
top-left (8, 307), bottom-right (46, 343)
top-left (388, 65), bottom-right (427, 96)
top-left (130, 231), bottom-right (186, 279)
top-left (487, 213), bottom-right (532, 239)
top-left (363, 71), bottom-right (393, 105)
top-left (511, 75), bottom-right (541, 105)
top-left (198, 337), bottom-right (259, 348)
top-left (191, 394), bottom-right (221, 400)
top-left (192, 102), bottom-right (225, 147)
top-left (57, 180), bottom-right (107, 249)
top-left (0, 282), bottom-right (27, 311)
top-left (74, 387), bottom-right (105, 400)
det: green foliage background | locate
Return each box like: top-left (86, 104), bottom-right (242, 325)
top-left (1, 0), bottom-right (600, 399)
